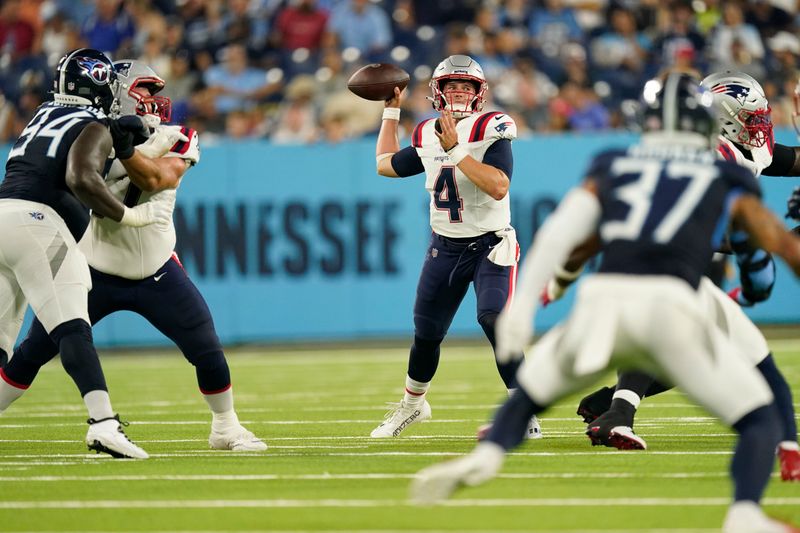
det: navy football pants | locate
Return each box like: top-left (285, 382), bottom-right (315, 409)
top-left (5, 255), bottom-right (231, 393)
top-left (409, 232), bottom-right (521, 388)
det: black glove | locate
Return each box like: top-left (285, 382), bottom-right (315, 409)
top-left (108, 115), bottom-right (149, 160)
top-left (786, 186), bottom-right (800, 221)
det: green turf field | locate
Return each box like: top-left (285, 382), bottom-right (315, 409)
top-left (1, 338), bottom-right (799, 533)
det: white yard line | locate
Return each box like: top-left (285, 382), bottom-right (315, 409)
top-left (0, 497), bottom-right (798, 509)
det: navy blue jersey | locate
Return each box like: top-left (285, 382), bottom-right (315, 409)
top-left (589, 144), bottom-right (760, 289)
top-left (0, 102), bottom-right (106, 239)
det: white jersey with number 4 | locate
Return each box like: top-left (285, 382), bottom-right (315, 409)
top-left (79, 125), bottom-right (199, 280)
top-left (411, 111), bottom-right (517, 238)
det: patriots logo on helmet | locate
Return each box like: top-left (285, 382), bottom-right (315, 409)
top-left (75, 56), bottom-right (111, 85)
top-left (711, 83), bottom-right (749, 104)
top-left (115, 61), bottom-right (131, 77)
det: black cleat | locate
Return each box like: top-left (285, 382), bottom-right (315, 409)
top-left (585, 408), bottom-right (646, 450)
top-left (576, 386), bottom-right (615, 423)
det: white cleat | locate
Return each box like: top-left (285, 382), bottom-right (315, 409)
top-left (723, 501), bottom-right (800, 533)
top-left (86, 415), bottom-right (149, 459)
top-left (476, 415), bottom-right (542, 441)
top-left (370, 400), bottom-right (432, 438)
top-left (209, 424), bottom-right (267, 451)
top-left (410, 442), bottom-right (504, 505)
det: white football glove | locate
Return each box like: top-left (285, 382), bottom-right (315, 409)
top-left (120, 201), bottom-right (172, 228)
top-left (136, 126), bottom-right (189, 159)
top-left (495, 305), bottom-right (534, 364)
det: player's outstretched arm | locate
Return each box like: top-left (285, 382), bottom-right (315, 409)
top-left (376, 87), bottom-right (402, 177)
top-left (732, 194), bottom-right (800, 276)
top-left (117, 124), bottom-right (192, 192)
top-left (66, 123), bottom-right (170, 228)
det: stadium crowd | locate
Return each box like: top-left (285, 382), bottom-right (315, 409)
top-left (0, 0), bottom-right (798, 143)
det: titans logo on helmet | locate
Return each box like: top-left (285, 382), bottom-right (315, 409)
top-left (711, 83), bottom-right (749, 105)
top-left (75, 57), bottom-right (111, 86)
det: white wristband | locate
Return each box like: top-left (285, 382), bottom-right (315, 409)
top-left (382, 107), bottom-right (400, 121)
top-left (447, 144), bottom-right (469, 165)
top-left (554, 263), bottom-right (584, 282)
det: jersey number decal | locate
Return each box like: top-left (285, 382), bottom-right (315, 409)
top-left (600, 157), bottom-right (719, 243)
top-left (8, 107), bottom-right (94, 160)
top-left (433, 166), bottom-right (463, 222)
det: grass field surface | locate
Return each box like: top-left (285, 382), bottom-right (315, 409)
top-left (0, 337), bottom-right (799, 532)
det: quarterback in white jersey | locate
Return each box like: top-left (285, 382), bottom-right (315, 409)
top-left (7, 60), bottom-right (266, 452)
top-left (369, 55), bottom-right (540, 440)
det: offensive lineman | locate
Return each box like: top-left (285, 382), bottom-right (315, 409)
top-left (0, 49), bottom-right (171, 458)
top-left (1, 60), bottom-right (266, 451)
top-left (411, 73), bottom-right (800, 533)
top-left (369, 55), bottom-right (540, 439)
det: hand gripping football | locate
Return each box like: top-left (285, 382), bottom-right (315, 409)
top-left (347, 63), bottom-right (410, 101)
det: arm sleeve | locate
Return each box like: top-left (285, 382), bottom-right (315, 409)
top-left (390, 146), bottom-right (425, 177)
top-left (482, 139), bottom-right (513, 179)
top-left (761, 143), bottom-right (797, 177)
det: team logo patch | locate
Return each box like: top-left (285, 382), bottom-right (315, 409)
top-left (29, 212), bottom-right (44, 221)
top-left (495, 122), bottom-right (512, 133)
top-left (75, 56), bottom-right (111, 85)
top-left (711, 83), bottom-right (749, 104)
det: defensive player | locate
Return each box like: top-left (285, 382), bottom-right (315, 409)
top-left (1, 60), bottom-right (266, 452)
top-left (410, 73), bottom-right (800, 533)
top-left (369, 55), bottom-right (540, 439)
top-left (0, 49), bottom-right (171, 458)
top-left (572, 71), bottom-right (800, 480)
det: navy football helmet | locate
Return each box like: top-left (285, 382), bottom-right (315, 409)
top-left (640, 72), bottom-right (718, 147)
top-left (52, 48), bottom-right (118, 114)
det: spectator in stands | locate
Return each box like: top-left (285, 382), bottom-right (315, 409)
top-left (201, 42), bottom-right (280, 116)
top-left (40, 9), bottom-right (79, 67)
top-left (270, 74), bottom-right (319, 144)
top-left (272, 0), bottom-right (328, 53)
top-left (650, 1), bottom-right (706, 76)
top-left (0, 0), bottom-right (36, 63)
top-left (766, 31), bottom-right (800, 90)
top-left (528, 0), bottom-right (584, 81)
top-left (162, 49), bottom-right (198, 124)
top-left (81, 0), bottom-right (136, 57)
top-left (709, 2), bottom-right (765, 71)
top-left (324, 0), bottom-right (392, 61)
top-left (590, 6), bottom-right (650, 102)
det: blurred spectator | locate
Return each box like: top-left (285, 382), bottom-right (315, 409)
top-left (649, 1), bottom-right (705, 76)
top-left (162, 50), bottom-right (199, 124)
top-left (270, 74), bottom-right (319, 144)
top-left (709, 2), bottom-right (765, 69)
top-left (324, 0), bottom-right (392, 60)
top-left (225, 109), bottom-right (261, 138)
top-left (746, 0), bottom-right (793, 38)
top-left (529, 0), bottom-right (584, 80)
top-left (40, 9), bottom-right (80, 67)
top-left (201, 43), bottom-right (280, 116)
top-left (138, 34), bottom-right (171, 80)
top-left (497, 0), bottom-right (530, 43)
top-left (0, 0), bottom-right (37, 62)
top-left (399, 0), bottom-right (480, 27)
top-left (184, 0), bottom-right (228, 56)
top-left (81, 0), bottom-right (136, 57)
top-left (767, 31), bottom-right (800, 89)
top-left (272, 0), bottom-right (329, 52)
top-left (590, 7), bottom-right (650, 101)
top-left (319, 111), bottom-right (350, 143)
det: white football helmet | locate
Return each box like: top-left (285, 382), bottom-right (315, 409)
top-left (700, 70), bottom-right (772, 149)
top-left (113, 59), bottom-right (171, 129)
top-left (429, 55), bottom-right (487, 119)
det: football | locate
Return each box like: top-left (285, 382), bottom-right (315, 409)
top-left (347, 63), bottom-right (410, 101)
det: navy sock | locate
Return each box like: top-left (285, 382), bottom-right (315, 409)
top-left (731, 404), bottom-right (781, 502)
top-left (756, 354), bottom-right (797, 442)
top-left (191, 349), bottom-right (231, 393)
top-left (407, 335), bottom-right (441, 383)
top-left (50, 319), bottom-right (107, 396)
top-left (485, 388), bottom-right (544, 451)
top-left (480, 313), bottom-right (522, 389)
top-left (616, 370), bottom-right (656, 399)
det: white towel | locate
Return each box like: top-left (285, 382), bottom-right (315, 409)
top-left (488, 226), bottom-right (518, 266)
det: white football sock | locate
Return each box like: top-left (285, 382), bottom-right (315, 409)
top-left (779, 440), bottom-right (800, 452)
top-left (404, 376), bottom-right (429, 406)
top-left (83, 390), bottom-right (114, 421)
top-left (612, 389), bottom-right (641, 410)
top-left (0, 373), bottom-right (27, 413)
top-left (203, 387), bottom-right (234, 414)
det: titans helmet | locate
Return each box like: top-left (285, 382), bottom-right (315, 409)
top-left (52, 48), bottom-right (117, 114)
top-left (700, 71), bottom-right (772, 149)
top-left (113, 59), bottom-right (171, 129)
top-left (640, 72), bottom-right (718, 147)
top-left (429, 55), bottom-right (487, 119)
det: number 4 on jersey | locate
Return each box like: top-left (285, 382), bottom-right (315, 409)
top-left (433, 166), bottom-right (463, 222)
